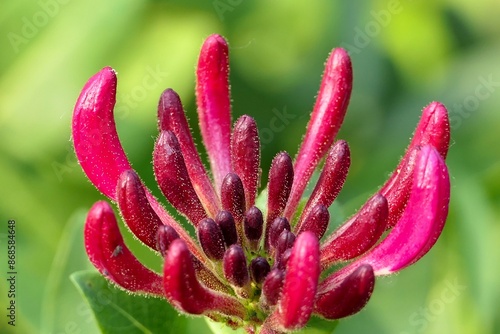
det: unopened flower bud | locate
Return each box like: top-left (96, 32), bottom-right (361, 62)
top-left (223, 245), bottom-right (249, 288)
top-left (250, 257), bottom-right (271, 284)
top-left (156, 225), bottom-right (180, 256)
top-left (244, 206), bottom-right (263, 250)
top-left (261, 268), bottom-right (285, 306)
top-left (198, 218), bottom-right (226, 261)
top-left (266, 217), bottom-right (291, 252)
top-left (216, 210), bottom-right (238, 246)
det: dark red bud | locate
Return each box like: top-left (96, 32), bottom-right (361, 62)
top-left (277, 248), bottom-right (292, 270)
top-left (153, 130), bottom-right (207, 226)
top-left (266, 217), bottom-right (291, 252)
top-left (198, 218), bottom-right (226, 261)
top-left (262, 268), bottom-right (285, 306)
top-left (296, 204), bottom-right (330, 240)
top-left (244, 206), bottom-right (264, 249)
top-left (223, 245), bottom-right (249, 287)
top-left (216, 210), bottom-right (238, 246)
top-left (231, 115), bottom-right (261, 209)
top-left (221, 172), bottom-right (246, 223)
top-left (267, 152), bottom-right (293, 224)
top-left (275, 230), bottom-right (296, 263)
top-left (315, 264), bottom-right (375, 319)
top-left (156, 225), bottom-right (180, 256)
top-left (250, 257), bottom-right (271, 284)
top-left (117, 170), bottom-right (163, 251)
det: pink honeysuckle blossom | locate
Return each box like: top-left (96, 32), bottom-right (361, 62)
top-left (72, 34), bottom-right (451, 334)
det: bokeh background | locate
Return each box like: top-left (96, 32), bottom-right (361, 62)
top-left (1, 0), bottom-right (499, 333)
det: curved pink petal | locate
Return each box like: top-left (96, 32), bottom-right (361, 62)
top-left (284, 48), bottom-right (352, 220)
top-left (196, 34), bottom-right (232, 191)
top-left (319, 145), bottom-right (450, 292)
top-left (73, 68), bottom-right (209, 268)
top-left (379, 101), bottom-right (450, 227)
top-left (84, 201), bottom-right (163, 295)
top-left (72, 67), bottom-right (131, 200)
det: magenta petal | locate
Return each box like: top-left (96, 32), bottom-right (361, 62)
top-left (158, 89), bottom-right (220, 217)
top-left (320, 194), bottom-right (388, 268)
top-left (72, 67), bottom-right (131, 200)
top-left (231, 115), bottom-right (261, 209)
top-left (275, 231), bottom-right (320, 331)
top-left (379, 101), bottom-right (450, 227)
top-left (117, 170), bottom-right (163, 251)
top-left (196, 34), bottom-right (232, 190)
top-left (315, 264), bottom-right (375, 319)
top-left (84, 201), bottom-right (163, 295)
top-left (163, 239), bottom-right (245, 317)
top-left (285, 48), bottom-right (352, 220)
top-left (153, 130), bottom-right (208, 226)
top-left (321, 146), bottom-right (449, 288)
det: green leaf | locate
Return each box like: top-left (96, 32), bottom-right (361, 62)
top-left (297, 316), bottom-right (338, 334)
top-left (70, 270), bottom-right (190, 334)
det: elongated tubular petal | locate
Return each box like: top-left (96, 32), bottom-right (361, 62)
top-left (164, 239), bottom-right (246, 318)
top-left (196, 34), bottom-right (232, 190)
top-left (84, 201), bottom-right (163, 295)
top-left (72, 69), bottom-right (205, 264)
top-left (319, 146), bottom-right (450, 293)
top-left (117, 170), bottom-right (163, 251)
top-left (73, 67), bottom-right (131, 200)
top-left (295, 140), bottom-right (350, 233)
top-left (379, 102), bottom-right (450, 228)
top-left (320, 195), bottom-right (388, 268)
top-left (284, 49), bottom-right (352, 220)
top-left (158, 89), bottom-right (220, 217)
top-left (231, 115), bottom-right (261, 209)
top-left (73, 70), bottom-right (216, 284)
top-left (315, 264), bottom-right (375, 319)
top-left (153, 130), bottom-right (208, 226)
top-left (275, 231), bottom-right (321, 331)
top-left (296, 204), bottom-right (330, 240)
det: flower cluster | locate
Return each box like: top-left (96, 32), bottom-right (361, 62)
top-left (72, 34), bottom-right (450, 333)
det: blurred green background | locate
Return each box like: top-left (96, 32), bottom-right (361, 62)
top-left (1, 0), bottom-right (499, 333)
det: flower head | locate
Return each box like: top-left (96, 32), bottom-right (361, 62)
top-left (73, 34), bottom-right (450, 333)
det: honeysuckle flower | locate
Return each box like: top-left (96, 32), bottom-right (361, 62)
top-left (73, 34), bottom-right (451, 334)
